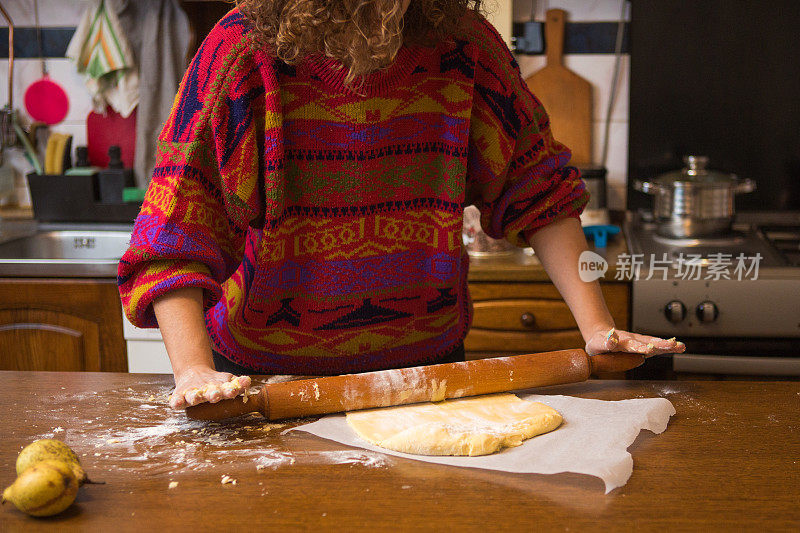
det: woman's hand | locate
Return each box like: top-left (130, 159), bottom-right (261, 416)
top-left (169, 366), bottom-right (252, 409)
top-left (527, 218), bottom-right (687, 360)
top-left (584, 327), bottom-right (686, 357)
top-left (152, 288), bottom-right (252, 409)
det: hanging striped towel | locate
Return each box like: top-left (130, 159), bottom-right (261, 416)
top-left (67, 0), bottom-right (139, 117)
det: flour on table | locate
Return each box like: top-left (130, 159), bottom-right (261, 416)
top-left (346, 393), bottom-right (562, 456)
top-left (23, 380), bottom-right (389, 477)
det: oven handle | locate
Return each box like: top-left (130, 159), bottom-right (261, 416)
top-left (673, 354), bottom-right (800, 376)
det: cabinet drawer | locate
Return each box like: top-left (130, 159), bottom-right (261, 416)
top-left (465, 281), bottom-right (630, 354)
top-left (472, 299), bottom-right (577, 331)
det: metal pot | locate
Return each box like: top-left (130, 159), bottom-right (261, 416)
top-left (634, 155), bottom-right (755, 238)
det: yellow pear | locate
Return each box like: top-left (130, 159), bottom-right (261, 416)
top-left (2, 460), bottom-right (78, 517)
top-left (16, 439), bottom-right (88, 486)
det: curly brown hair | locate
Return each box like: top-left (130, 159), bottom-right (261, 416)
top-left (236, 0), bottom-right (483, 86)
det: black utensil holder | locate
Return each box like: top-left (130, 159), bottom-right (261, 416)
top-left (27, 173), bottom-right (142, 223)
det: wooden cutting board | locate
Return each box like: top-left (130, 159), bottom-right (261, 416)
top-left (525, 9), bottom-right (593, 166)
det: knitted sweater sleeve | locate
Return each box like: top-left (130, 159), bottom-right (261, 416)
top-left (117, 13), bottom-right (263, 328)
top-left (465, 14), bottom-right (589, 246)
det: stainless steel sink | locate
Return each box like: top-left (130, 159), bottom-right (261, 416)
top-left (0, 223), bottom-right (133, 277)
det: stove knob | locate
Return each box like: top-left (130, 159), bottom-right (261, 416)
top-left (664, 301), bottom-right (686, 323)
top-left (696, 301), bottom-right (719, 323)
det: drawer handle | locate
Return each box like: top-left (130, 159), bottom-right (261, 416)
top-left (520, 312), bottom-right (536, 329)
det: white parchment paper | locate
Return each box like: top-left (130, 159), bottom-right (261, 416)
top-left (290, 394), bottom-right (675, 492)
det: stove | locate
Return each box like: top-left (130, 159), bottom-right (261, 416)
top-left (625, 211), bottom-right (800, 376)
top-left (760, 226), bottom-right (800, 266)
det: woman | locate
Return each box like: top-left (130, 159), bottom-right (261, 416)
top-left (118, 0), bottom-right (683, 409)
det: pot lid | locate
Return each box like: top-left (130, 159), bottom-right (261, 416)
top-left (655, 155), bottom-right (736, 184)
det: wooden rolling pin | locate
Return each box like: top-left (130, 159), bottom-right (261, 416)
top-left (186, 349), bottom-right (645, 421)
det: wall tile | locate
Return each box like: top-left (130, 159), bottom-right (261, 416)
top-left (592, 120), bottom-right (628, 209)
top-left (50, 121), bottom-right (87, 150)
top-left (574, 55), bottom-right (628, 123)
top-left (0, 27), bottom-right (75, 58)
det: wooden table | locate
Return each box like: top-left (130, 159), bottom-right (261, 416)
top-left (1, 371), bottom-right (798, 531)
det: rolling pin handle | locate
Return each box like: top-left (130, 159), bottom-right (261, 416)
top-left (588, 352), bottom-right (646, 374)
top-left (185, 385), bottom-right (267, 421)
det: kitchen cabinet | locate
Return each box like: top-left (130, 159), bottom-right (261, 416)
top-left (0, 279), bottom-right (127, 372)
top-left (466, 280), bottom-right (629, 355)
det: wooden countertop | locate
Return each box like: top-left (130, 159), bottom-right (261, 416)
top-left (467, 232), bottom-right (629, 283)
top-left (1, 371), bottom-right (798, 531)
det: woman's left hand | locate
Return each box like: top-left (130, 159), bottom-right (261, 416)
top-left (585, 327), bottom-right (686, 357)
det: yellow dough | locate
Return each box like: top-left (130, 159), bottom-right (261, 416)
top-left (345, 393), bottom-right (562, 456)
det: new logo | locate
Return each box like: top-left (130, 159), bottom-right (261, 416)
top-left (578, 250), bottom-right (608, 282)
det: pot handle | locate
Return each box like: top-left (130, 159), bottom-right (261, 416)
top-left (734, 178), bottom-right (756, 194)
top-left (634, 180), bottom-right (661, 194)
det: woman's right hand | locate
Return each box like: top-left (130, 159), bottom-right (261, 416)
top-left (169, 366), bottom-right (252, 409)
top-left (152, 288), bottom-right (251, 409)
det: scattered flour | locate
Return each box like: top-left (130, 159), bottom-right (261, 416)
top-left (26, 379), bottom-right (389, 478)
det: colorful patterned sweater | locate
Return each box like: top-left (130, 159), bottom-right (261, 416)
top-left (118, 9), bottom-right (588, 375)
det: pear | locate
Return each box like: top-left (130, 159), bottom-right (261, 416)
top-left (15, 439), bottom-right (88, 486)
top-left (2, 460), bottom-right (78, 517)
